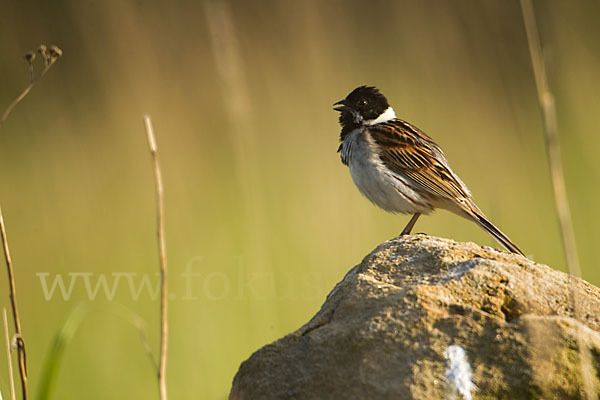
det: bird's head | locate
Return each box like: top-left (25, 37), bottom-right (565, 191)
top-left (333, 86), bottom-right (393, 128)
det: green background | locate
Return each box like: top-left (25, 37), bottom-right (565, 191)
top-left (0, 0), bottom-right (598, 398)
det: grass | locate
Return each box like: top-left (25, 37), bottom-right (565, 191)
top-left (0, 43), bottom-right (63, 400)
top-left (36, 303), bottom-right (88, 400)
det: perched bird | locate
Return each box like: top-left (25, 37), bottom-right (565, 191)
top-left (334, 85), bottom-right (524, 255)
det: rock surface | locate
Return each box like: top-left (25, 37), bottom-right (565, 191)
top-left (230, 235), bottom-right (600, 399)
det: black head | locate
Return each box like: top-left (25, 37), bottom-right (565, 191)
top-left (333, 86), bottom-right (390, 128)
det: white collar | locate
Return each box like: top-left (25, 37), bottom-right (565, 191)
top-left (364, 107), bottom-right (396, 125)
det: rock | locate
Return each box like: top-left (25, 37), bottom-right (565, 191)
top-left (230, 235), bottom-right (600, 400)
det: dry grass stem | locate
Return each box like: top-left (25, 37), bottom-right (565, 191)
top-left (0, 44), bottom-right (62, 129)
top-left (0, 44), bottom-right (62, 400)
top-left (0, 205), bottom-right (28, 399)
top-left (520, 0), bottom-right (594, 397)
top-left (3, 308), bottom-right (16, 400)
top-left (143, 115), bottom-right (168, 400)
top-left (520, 0), bottom-right (581, 279)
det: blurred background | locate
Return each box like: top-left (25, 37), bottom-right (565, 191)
top-left (0, 0), bottom-right (598, 398)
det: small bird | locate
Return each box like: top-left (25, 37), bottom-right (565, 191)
top-left (334, 85), bottom-right (524, 255)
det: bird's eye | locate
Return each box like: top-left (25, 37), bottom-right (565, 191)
top-left (359, 99), bottom-right (368, 107)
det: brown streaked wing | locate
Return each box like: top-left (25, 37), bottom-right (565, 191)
top-left (369, 119), bottom-right (471, 200)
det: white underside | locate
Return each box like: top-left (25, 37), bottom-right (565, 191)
top-left (341, 128), bottom-right (433, 215)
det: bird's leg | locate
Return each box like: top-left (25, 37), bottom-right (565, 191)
top-left (401, 213), bottom-right (421, 235)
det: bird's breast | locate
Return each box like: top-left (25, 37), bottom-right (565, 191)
top-left (340, 128), bottom-right (432, 215)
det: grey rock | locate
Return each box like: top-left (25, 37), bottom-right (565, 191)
top-left (230, 235), bottom-right (600, 399)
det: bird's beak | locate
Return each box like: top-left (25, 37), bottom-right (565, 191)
top-left (333, 99), bottom-right (351, 112)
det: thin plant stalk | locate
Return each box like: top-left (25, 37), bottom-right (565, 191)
top-left (520, 1), bottom-right (594, 397)
top-left (132, 314), bottom-right (159, 374)
top-left (0, 205), bottom-right (27, 399)
top-left (143, 115), bottom-right (168, 400)
top-left (520, 0), bottom-right (581, 279)
top-left (0, 46), bottom-right (61, 129)
top-left (111, 304), bottom-right (158, 374)
top-left (4, 308), bottom-right (16, 400)
top-left (0, 44), bottom-right (62, 400)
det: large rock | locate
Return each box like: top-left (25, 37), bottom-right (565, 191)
top-left (230, 235), bottom-right (600, 399)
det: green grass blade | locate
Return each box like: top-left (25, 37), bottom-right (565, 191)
top-left (36, 303), bottom-right (89, 400)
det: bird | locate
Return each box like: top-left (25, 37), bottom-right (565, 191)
top-left (334, 85), bottom-right (524, 256)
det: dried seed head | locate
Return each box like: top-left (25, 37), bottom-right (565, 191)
top-left (37, 44), bottom-right (47, 55)
top-left (49, 45), bottom-right (63, 58)
top-left (24, 51), bottom-right (36, 62)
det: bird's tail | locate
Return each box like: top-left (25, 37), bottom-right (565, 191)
top-left (463, 202), bottom-right (524, 256)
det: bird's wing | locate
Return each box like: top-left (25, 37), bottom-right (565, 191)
top-left (368, 119), bottom-right (471, 200)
